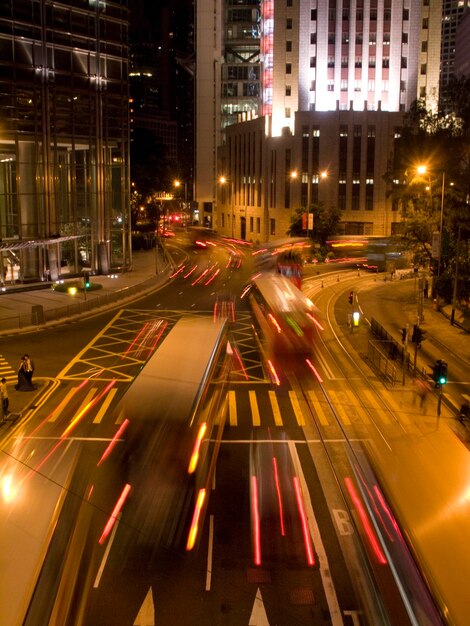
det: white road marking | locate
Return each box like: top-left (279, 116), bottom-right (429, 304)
top-left (249, 588), bottom-right (270, 626)
top-left (93, 513), bottom-right (121, 588)
top-left (133, 588), bottom-right (155, 626)
top-left (205, 515), bottom-right (214, 591)
top-left (288, 440), bottom-right (343, 626)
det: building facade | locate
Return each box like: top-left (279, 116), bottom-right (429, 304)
top-left (196, 0), bottom-right (261, 226)
top-left (0, 0), bottom-right (131, 284)
top-left (218, 107), bottom-right (404, 242)
top-left (213, 0), bottom-right (445, 242)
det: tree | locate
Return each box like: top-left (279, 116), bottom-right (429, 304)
top-left (386, 96), bottom-right (470, 303)
top-left (287, 203), bottom-right (341, 246)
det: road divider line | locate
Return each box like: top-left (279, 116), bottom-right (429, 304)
top-left (288, 441), bottom-right (343, 625)
top-left (268, 390), bottom-right (283, 426)
top-left (205, 514), bottom-right (214, 591)
top-left (289, 390), bottom-right (306, 426)
top-left (249, 390), bottom-right (261, 427)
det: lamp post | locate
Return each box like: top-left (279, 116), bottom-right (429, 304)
top-left (219, 175), bottom-right (233, 237)
top-left (174, 179), bottom-right (188, 226)
top-left (416, 165), bottom-right (446, 299)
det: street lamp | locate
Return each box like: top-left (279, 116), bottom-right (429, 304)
top-left (174, 179), bottom-right (188, 226)
top-left (219, 176), bottom-right (233, 237)
top-left (416, 164), bottom-right (446, 298)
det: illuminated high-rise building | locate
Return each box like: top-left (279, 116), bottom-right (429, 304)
top-left (0, 0), bottom-right (130, 283)
top-left (209, 0), bottom-right (446, 240)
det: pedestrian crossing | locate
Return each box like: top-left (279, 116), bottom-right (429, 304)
top-left (0, 355), bottom-right (17, 383)
top-left (44, 384), bottom-right (411, 431)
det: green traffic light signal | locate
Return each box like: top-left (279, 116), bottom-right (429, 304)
top-left (83, 272), bottom-right (90, 289)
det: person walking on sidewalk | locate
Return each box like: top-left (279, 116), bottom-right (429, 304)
top-left (0, 377), bottom-right (9, 417)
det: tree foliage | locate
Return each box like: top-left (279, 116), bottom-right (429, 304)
top-left (287, 203), bottom-right (341, 246)
top-left (386, 92), bottom-right (470, 304)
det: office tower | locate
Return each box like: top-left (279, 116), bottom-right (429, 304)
top-left (196, 0), bottom-right (261, 225)
top-left (440, 0), bottom-right (470, 109)
top-left (213, 0), bottom-right (445, 241)
top-left (0, 0), bottom-right (130, 283)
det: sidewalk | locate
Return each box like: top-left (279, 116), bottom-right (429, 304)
top-left (336, 273), bottom-right (470, 420)
top-left (0, 247), bottom-right (174, 337)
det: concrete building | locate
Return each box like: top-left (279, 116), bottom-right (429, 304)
top-left (440, 1), bottom-right (470, 108)
top-left (0, 0), bottom-right (131, 284)
top-left (211, 0), bottom-right (445, 242)
top-left (196, 0), bottom-right (261, 227)
top-left (454, 9), bottom-right (470, 78)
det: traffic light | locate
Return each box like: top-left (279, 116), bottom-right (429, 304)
top-left (411, 324), bottom-right (426, 347)
top-left (432, 360), bottom-right (448, 387)
top-left (348, 290), bottom-right (354, 305)
top-left (401, 327), bottom-right (407, 343)
top-left (83, 272), bottom-right (91, 290)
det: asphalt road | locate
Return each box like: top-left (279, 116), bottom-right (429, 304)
top-left (1, 244), bottom-right (455, 626)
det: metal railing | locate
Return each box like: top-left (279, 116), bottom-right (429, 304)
top-left (0, 263), bottom-right (171, 333)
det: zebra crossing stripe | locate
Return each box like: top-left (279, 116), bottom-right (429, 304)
top-left (380, 391), bottom-right (411, 425)
top-left (268, 390), bottom-right (283, 426)
top-left (307, 391), bottom-right (329, 426)
top-left (93, 388), bottom-right (118, 424)
top-left (363, 389), bottom-right (391, 425)
top-left (345, 389), bottom-right (370, 424)
top-left (229, 390), bottom-right (237, 427)
top-left (49, 388), bottom-right (78, 422)
top-left (328, 390), bottom-right (351, 426)
top-left (249, 390), bottom-right (261, 426)
top-left (288, 390), bottom-right (306, 426)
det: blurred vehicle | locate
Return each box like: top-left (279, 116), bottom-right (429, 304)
top-left (114, 316), bottom-right (231, 553)
top-left (186, 226), bottom-right (217, 248)
top-left (244, 272), bottom-right (322, 358)
top-left (356, 423), bottom-right (470, 625)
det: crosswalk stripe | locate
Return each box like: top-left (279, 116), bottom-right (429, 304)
top-left (93, 388), bottom-right (118, 424)
top-left (363, 389), bottom-right (391, 425)
top-left (268, 390), bottom-right (283, 426)
top-left (328, 390), bottom-right (351, 426)
top-left (72, 388), bottom-right (98, 424)
top-left (345, 389), bottom-right (370, 424)
top-left (249, 390), bottom-right (261, 426)
top-left (229, 390), bottom-right (237, 427)
top-left (288, 390), bottom-right (306, 426)
top-left (49, 388), bottom-right (78, 422)
top-left (307, 390), bottom-right (329, 426)
top-left (381, 391), bottom-right (411, 425)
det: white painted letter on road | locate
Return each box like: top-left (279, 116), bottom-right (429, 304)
top-left (332, 509), bottom-right (354, 535)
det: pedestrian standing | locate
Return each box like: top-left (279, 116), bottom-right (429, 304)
top-left (0, 377), bottom-right (8, 416)
top-left (22, 354), bottom-right (34, 385)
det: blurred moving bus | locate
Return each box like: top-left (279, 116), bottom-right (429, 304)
top-left (117, 315), bottom-right (231, 552)
top-left (245, 273), bottom-right (322, 357)
top-left (354, 424), bottom-right (470, 625)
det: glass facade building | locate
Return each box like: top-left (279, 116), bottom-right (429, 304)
top-left (0, 0), bottom-right (130, 284)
